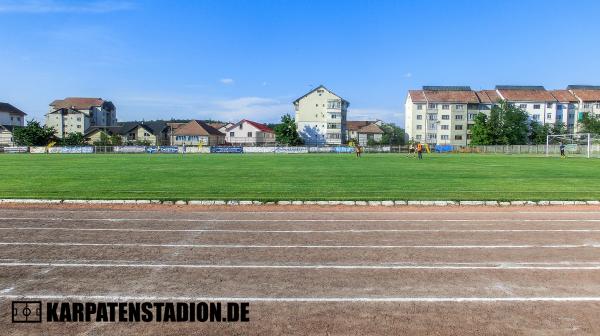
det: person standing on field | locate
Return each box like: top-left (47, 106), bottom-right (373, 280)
top-left (416, 142), bottom-right (423, 160)
top-left (560, 142), bottom-right (566, 158)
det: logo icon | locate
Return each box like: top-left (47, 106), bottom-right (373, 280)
top-left (12, 301), bottom-right (42, 323)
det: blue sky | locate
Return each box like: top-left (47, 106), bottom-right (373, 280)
top-left (1, 0), bottom-right (599, 126)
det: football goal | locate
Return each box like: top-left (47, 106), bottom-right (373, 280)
top-left (546, 133), bottom-right (600, 158)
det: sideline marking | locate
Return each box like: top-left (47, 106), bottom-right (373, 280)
top-left (2, 227), bottom-right (600, 233)
top-left (1, 242), bottom-right (599, 249)
top-left (2, 294), bottom-right (600, 302)
top-left (2, 261), bottom-right (600, 270)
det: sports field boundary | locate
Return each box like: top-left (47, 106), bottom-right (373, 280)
top-left (1, 199), bottom-right (599, 206)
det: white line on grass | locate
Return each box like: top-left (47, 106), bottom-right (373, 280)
top-left (2, 262), bottom-right (600, 270)
top-left (2, 227), bottom-right (600, 233)
top-left (1, 242), bottom-right (599, 249)
top-left (2, 294), bottom-right (600, 302)
top-left (1, 217), bottom-right (600, 223)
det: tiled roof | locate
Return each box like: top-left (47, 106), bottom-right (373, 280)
top-left (241, 119), bottom-right (274, 133)
top-left (173, 120), bottom-right (223, 136)
top-left (549, 90), bottom-right (578, 102)
top-left (293, 85), bottom-right (349, 104)
top-left (408, 90), bottom-right (427, 103)
top-left (50, 97), bottom-right (107, 110)
top-left (422, 89), bottom-right (480, 103)
top-left (570, 89), bottom-right (600, 101)
top-left (496, 88), bottom-right (556, 102)
top-left (474, 90), bottom-right (502, 104)
top-left (347, 121), bottom-right (384, 134)
top-left (0, 102), bottom-right (26, 115)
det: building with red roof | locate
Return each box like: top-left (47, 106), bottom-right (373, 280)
top-left (225, 119), bottom-right (275, 145)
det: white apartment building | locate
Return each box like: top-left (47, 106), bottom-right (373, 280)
top-left (0, 102), bottom-right (27, 146)
top-left (225, 119), bottom-right (275, 145)
top-left (405, 85), bottom-right (600, 145)
top-left (45, 97), bottom-right (117, 138)
top-left (293, 85), bottom-right (348, 145)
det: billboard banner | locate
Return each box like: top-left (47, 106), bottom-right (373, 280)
top-left (48, 146), bottom-right (94, 154)
top-left (146, 146), bottom-right (180, 154)
top-left (333, 146), bottom-right (354, 153)
top-left (210, 146), bottom-right (243, 153)
top-left (114, 146), bottom-right (146, 153)
top-left (434, 145), bottom-right (454, 153)
top-left (274, 147), bottom-right (308, 154)
top-left (29, 147), bottom-right (47, 154)
top-left (243, 147), bottom-right (276, 153)
top-left (3, 146), bottom-right (29, 153)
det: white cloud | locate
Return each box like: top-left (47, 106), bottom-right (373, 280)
top-left (349, 107), bottom-right (404, 126)
top-left (404, 72), bottom-right (412, 78)
top-left (0, 0), bottom-right (135, 13)
top-left (219, 78), bottom-right (235, 85)
top-left (116, 94), bottom-right (292, 123)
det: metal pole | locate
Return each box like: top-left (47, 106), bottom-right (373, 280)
top-left (546, 134), bottom-right (549, 157)
top-left (588, 133), bottom-right (591, 159)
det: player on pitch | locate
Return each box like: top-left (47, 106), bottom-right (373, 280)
top-left (560, 142), bottom-right (566, 158)
top-left (416, 142), bottom-right (423, 159)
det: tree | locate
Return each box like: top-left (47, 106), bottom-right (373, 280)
top-left (110, 134), bottom-right (123, 146)
top-left (274, 114), bottom-right (303, 145)
top-left (469, 113), bottom-right (491, 145)
top-left (551, 122), bottom-right (567, 135)
top-left (528, 120), bottom-right (551, 145)
top-left (502, 101), bottom-right (529, 145)
top-left (60, 132), bottom-right (86, 146)
top-left (379, 123), bottom-right (405, 145)
top-left (487, 105), bottom-right (505, 145)
top-left (579, 113), bottom-right (600, 135)
top-left (12, 120), bottom-right (56, 146)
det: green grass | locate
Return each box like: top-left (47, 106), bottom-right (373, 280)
top-left (0, 153), bottom-right (598, 201)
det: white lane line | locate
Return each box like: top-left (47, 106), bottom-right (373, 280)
top-left (1, 242), bottom-right (599, 249)
top-left (1, 217), bottom-right (600, 223)
top-left (2, 294), bottom-right (600, 302)
top-left (2, 262), bottom-right (600, 270)
top-left (2, 227), bottom-right (600, 233)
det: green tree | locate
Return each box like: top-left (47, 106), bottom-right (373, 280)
top-left (502, 101), bottom-right (529, 145)
top-left (487, 105), bottom-right (505, 145)
top-left (12, 120), bottom-right (56, 146)
top-left (379, 123), bottom-right (405, 145)
top-left (528, 120), bottom-right (551, 145)
top-left (110, 134), bottom-right (123, 146)
top-left (274, 114), bottom-right (303, 145)
top-left (60, 132), bottom-right (86, 146)
top-left (579, 113), bottom-right (600, 135)
top-left (469, 113), bottom-right (491, 145)
top-left (551, 122), bottom-right (567, 135)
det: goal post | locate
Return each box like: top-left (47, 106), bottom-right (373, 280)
top-left (546, 133), bottom-right (599, 158)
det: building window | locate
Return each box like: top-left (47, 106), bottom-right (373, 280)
top-left (428, 114), bottom-right (437, 120)
top-left (442, 115), bottom-right (450, 120)
top-left (416, 115), bottom-right (423, 120)
top-left (596, 103), bottom-right (600, 109)
top-left (327, 100), bottom-right (341, 109)
top-left (568, 113), bottom-right (575, 119)
top-left (532, 114), bottom-right (540, 120)
top-left (546, 113), bottom-right (552, 119)
top-left (331, 114), bottom-right (338, 119)
top-left (519, 104), bottom-right (527, 109)
top-left (77, 125), bottom-right (81, 129)
top-left (455, 125), bottom-right (463, 130)
top-left (547, 103), bottom-right (553, 108)
top-left (416, 125), bottom-right (422, 130)
top-left (456, 104), bottom-right (464, 110)
top-left (441, 135), bottom-right (449, 140)
top-left (467, 124), bottom-right (474, 130)
top-left (230, 132), bottom-right (235, 137)
top-left (455, 135), bottom-right (463, 140)
top-left (455, 115), bottom-right (463, 120)
top-left (144, 132), bottom-right (150, 137)
top-left (77, 117), bottom-right (81, 121)
top-left (583, 103), bottom-right (591, 108)
top-left (441, 125), bottom-right (449, 130)
top-left (10, 116), bottom-right (13, 121)
top-left (416, 104), bottom-right (423, 110)
top-left (533, 104), bottom-right (541, 109)
top-left (557, 104), bottom-right (563, 110)
top-left (442, 104), bottom-right (450, 110)
top-left (428, 103), bottom-right (437, 109)
top-left (415, 135), bottom-right (422, 140)
top-left (468, 113), bottom-right (477, 120)
top-left (247, 132), bottom-right (252, 137)
top-left (428, 134), bottom-right (437, 140)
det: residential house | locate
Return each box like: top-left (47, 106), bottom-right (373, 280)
top-left (172, 120), bottom-right (225, 146)
top-left (208, 122), bottom-right (234, 134)
top-left (45, 97), bottom-right (117, 138)
top-left (346, 121), bottom-right (384, 146)
top-left (293, 85), bottom-right (348, 145)
top-left (0, 102), bottom-right (27, 146)
top-left (85, 121), bottom-right (170, 145)
top-left (225, 119), bottom-right (275, 145)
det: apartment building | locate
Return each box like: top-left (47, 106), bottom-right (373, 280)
top-left (293, 85), bottom-right (348, 145)
top-left (45, 97), bottom-right (117, 138)
top-left (405, 85), bottom-right (600, 145)
top-left (0, 102), bottom-right (27, 146)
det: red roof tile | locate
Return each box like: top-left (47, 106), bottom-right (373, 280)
top-left (496, 89), bottom-right (556, 102)
top-left (50, 97), bottom-right (107, 110)
top-left (408, 90), bottom-right (427, 103)
top-left (241, 119), bottom-right (274, 133)
top-left (550, 90), bottom-right (578, 102)
top-left (570, 89), bottom-right (600, 101)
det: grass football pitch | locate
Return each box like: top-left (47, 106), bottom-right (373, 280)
top-left (0, 153), bottom-right (598, 201)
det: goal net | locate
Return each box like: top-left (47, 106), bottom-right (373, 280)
top-left (546, 133), bottom-right (600, 158)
